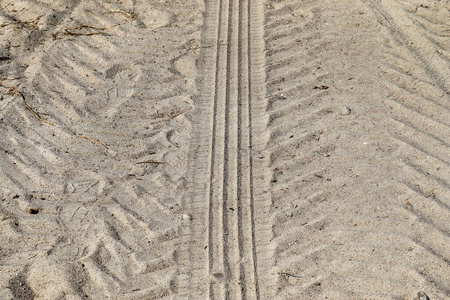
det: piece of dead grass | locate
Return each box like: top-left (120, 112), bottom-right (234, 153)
top-left (0, 83), bottom-right (54, 126)
top-left (56, 24), bottom-right (110, 38)
top-left (75, 135), bottom-right (109, 150)
top-left (136, 160), bottom-right (164, 165)
top-left (0, 16), bottom-right (42, 30)
top-left (108, 9), bottom-right (137, 20)
top-left (153, 109), bottom-right (187, 124)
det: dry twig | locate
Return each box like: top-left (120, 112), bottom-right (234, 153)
top-left (279, 272), bottom-right (302, 279)
top-left (0, 16), bottom-right (42, 30)
top-left (1, 2), bottom-right (12, 10)
top-left (412, 4), bottom-right (428, 13)
top-left (153, 109), bottom-right (186, 124)
top-left (57, 24), bottom-right (109, 37)
top-left (75, 135), bottom-right (109, 150)
top-left (136, 160), bottom-right (164, 165)
top-left (0, 83), bottom-right (54, 125)
top-left (108, 9), bottom-right (137, 20)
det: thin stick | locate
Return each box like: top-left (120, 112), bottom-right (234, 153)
top-left (69, 24), bottom-right (106, 30)
top-left (75, 135), bottom-right (108, 150)
top-left (0, 83), bottom-right (54, 126)
top-left (0, 16), bottom-right (42, 29)
top-left (279, 272), bottom-right (302, 279)
top-left (109, 10), bottom-right (136, 19)
top-left (63, 30), bottom-right (109, 36)
top-left (136, 160), bottom-right (164, 165)
top-left (153, 109), bottom-right (187, 124)
top-left (1, 2), bottom-right (12, 10)
top-left (57, 25), bottom-right (109, 37)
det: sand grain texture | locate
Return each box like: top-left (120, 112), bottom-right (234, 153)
top-left (0, 0), bottom-right (449, 299)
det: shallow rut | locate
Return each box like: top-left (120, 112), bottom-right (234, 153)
top-left (178, 0), bottom-right (272, 299)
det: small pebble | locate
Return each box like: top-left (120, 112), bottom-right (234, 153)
top-left (212, 273), bottom-right (224, 281)
top-left (414, 291), bottom-right (429, 300)
top-left (340, 105), bottom-right (351, 115)
top-left (28, 208), bottom-right (39, 214)
top-left (182, 213), bottom-right (192, 221)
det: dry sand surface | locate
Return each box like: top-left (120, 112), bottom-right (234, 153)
top-left (0, 0), bottom-right (449, 299)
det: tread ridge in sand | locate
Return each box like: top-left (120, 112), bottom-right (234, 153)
top-left (179, 0), bottom-right (271, 298)
top-left (372, 3), bottom-right (450, 294)
top-left (1, 1), bottom-right (202, 298)
top-left (264, 0), bottom-right (449, 298)
top-left (364, 0), bottom-right (450, 97)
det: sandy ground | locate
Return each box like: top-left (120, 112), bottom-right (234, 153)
top-left (0, 0), bottom-right (449, 299)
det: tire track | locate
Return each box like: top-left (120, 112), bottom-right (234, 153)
top-left (364, 0), bottom-right (450, 97)
top-left (0, 0), bottom-right (202, 298)
top-left (179, 0), bottom-right (270, 298)
top-left (366, 0), bottom-right (450, 297)
top-left (368, 3), bottom-right (450, 295)
top-left (264, 0), bottom-right (449, 298)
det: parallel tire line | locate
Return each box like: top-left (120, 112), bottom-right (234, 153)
top-left (209, 0), bottom-right (228, 298)
top-left (209, 0), bottom-right (261, 298)
top-left (180, 0), bottom-right (269, 299)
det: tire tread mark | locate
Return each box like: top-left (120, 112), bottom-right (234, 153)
top-left (364, 0), bottom-right (450, 96)
top-left (180, 1), bottom-right (270, 298)
top-left (246, 1), bottom-right (260, 298)
top-left (208, 0), bottom-right (227, 297)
